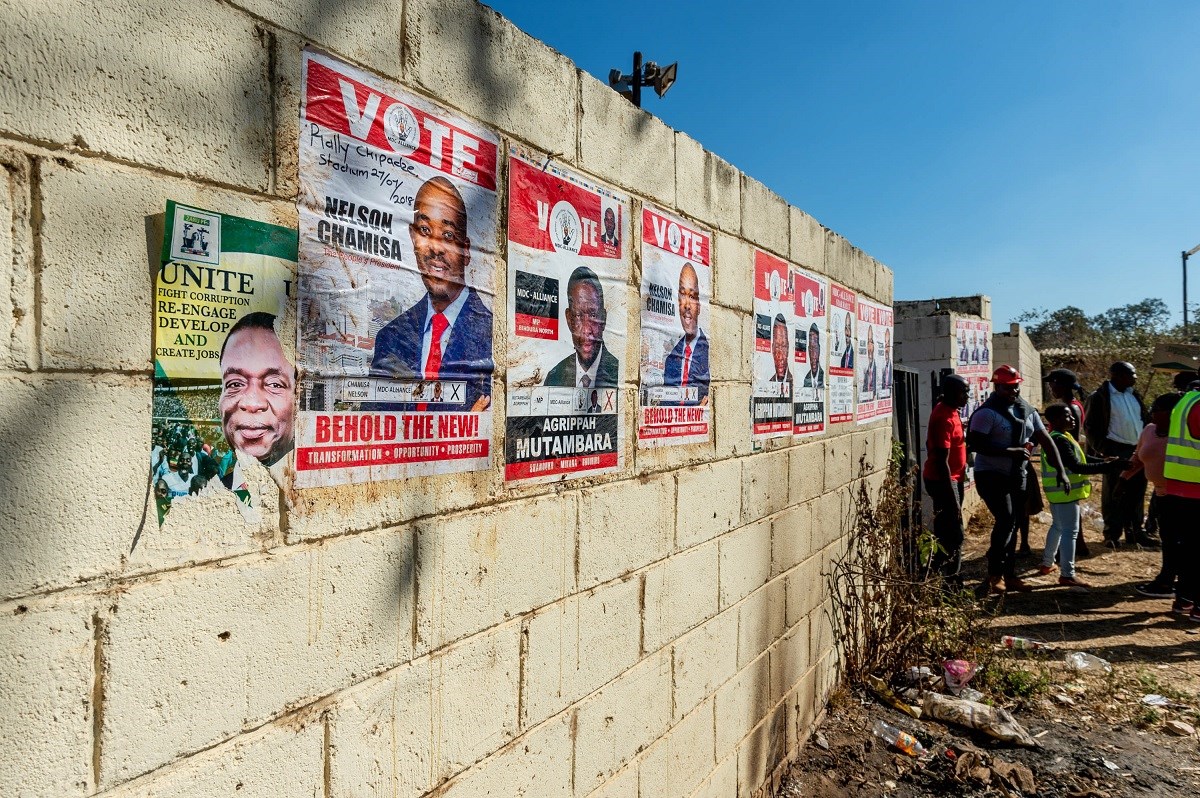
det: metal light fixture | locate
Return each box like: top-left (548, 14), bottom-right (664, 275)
top-left (608, 51), bottom-right (679, 108)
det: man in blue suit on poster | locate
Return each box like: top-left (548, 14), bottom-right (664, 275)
top-left (370, 176), bottom-right (493, 411)
top-left (662, 262), bottom-right (710, 405)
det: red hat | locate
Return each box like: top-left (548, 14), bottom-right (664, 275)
top-left (991, 365), bottom-right (1023, 385)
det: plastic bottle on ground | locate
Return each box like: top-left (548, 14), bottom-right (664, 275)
top-left (1000, 635), bottom-right (1054, 651)
top-left (871, 719), bottom-right (927, 757)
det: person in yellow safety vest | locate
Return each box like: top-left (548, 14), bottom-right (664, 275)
top-left (1038, 404), bottom-right (1127, 589)
top-left (1160, 386), bottom-right (1200, 621)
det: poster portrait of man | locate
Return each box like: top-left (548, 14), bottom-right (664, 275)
top-left (599, 207), bottom-right (620, 247)
top-left (662, 262), bottom-right (710, 404)
top-left (861, 324), bottom-right (878, 393)
top-left (544, 266), bottom-right (620, 388)
top-left (803, 323), bottom-right (824, 390)
top-left (839, 311), bottom-right (854, 369)
top-left (769, 313), bottom-right (793, 391)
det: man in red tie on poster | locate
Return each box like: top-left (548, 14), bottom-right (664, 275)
top-left (370, 176), bottom-right (493, 411)
top-left (662, 262), bottom-right (710, 405)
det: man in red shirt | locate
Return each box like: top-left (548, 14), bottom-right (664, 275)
top-left (923, 374), bottom-right (971, 584)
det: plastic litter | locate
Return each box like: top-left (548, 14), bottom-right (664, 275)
top-left (1064, 651), bottom-right (1112, 674)
top-left (1000, 635), bottom-right (1055, 651)
top-left (866, 674), bottom-right (922, 718)
top-left (921, 692), bottom-right (1040, 748)
top-left (904, 666), bottom-right (935, 684)
top-left (871, 719), bottom-right (927, 757)
top-left (958, 687), bottom-right (985, 702)
top-left (942, 659), bottom-right (978, 694)
top-left (1142, 694), bottom-right (1169, 706)
top-left (1166, 720), bottom-right (1196, 737)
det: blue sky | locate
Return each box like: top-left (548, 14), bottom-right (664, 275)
top-left (485, 0), bottom-right (1200, 327)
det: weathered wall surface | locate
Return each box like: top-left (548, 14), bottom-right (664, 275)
top-left (994, 323), bottom-right (1043, 407)
top-left (0, 1), bottom-right (894, 796)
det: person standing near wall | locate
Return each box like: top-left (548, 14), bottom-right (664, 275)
top-left (1158, 385), bottom-right (1200, 621)
top-left (1085, 361), bottom-right (1155, 548)
top-left (922, 374), bottom-right (970, 585)
top-left (1044, 368), bottom-right (1090, 555)
top-left (968, 365), bottom-right (1069, 594)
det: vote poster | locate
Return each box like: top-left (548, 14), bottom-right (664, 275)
top-left (828, 283), bottom-right (856, 424)
top-left (954, 318), bottom-right (992, 420)
top-left (294, 49), bottom-right (499, 487)
top-left (791, 267), bottom-right (828, 437)
top-left (856, 298), bottom-right (894, 424)
top-left (151, 200), bottom-right (296, 524)
top-left (505, 149), bottom-right (629, 483)
top-left (637, 205), bottom-right (712, 447)
top-left (751, 250), bottom-right (795, 440)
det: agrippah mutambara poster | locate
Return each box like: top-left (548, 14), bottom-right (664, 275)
top-left (294, 50), bottom-right (499, 487)
top-left (638, 205), bottom-right (712, 447)
top-left (505, 149), bottom-right (629, 483)
top-left (751, 249), bottom-right (795, 441)
top-left (791, 266), bottom-right (828, 437)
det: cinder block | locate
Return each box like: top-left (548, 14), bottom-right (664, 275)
top-left (433, 622), bottom-right (521, 779)
top-left (823, 232), bottom-right (853, 289)
top-left (101, 532), bottom-right (411, 786)
top-left (809, 599), bottom-right (836, 666)
top-left (675, 460), bottom-right (742, 550)
top-left (771, 502), bottom-right (811, 578)
top-left (823, 434), bottom-right (854, 494)
top-left (788, 441), bottom-right (824, 505)
top-left (712, 233), bottom-right (752, 313)
top-left (690, 753), bottom-right (737, 798)
top-left (712, 382), bottom-right (755, 460)
top-left (0, 147), bottom-right (35, 370)
top-left (416, 493), bottom-right (576, 651)
top-left (707, 305), bottom-right (747, 383)
top-left (0, 0), bottom-right (270, 190)
top-left (434, 715), bottom-right (574, 798)
top-left (736, 705), bottom-right (788, 798)
top-left (37, 156), bottom-right (291, 371)
top-left (584, 760), bottom-right (639, 798)
top-left (785, 554), bottom-right (823, 628)
top-left (637, 698), bottom-right (715, 798)
top-left (573, 652), bottom-right (672, 795)
top-left (578, 73), bottom-right (675, 205)
top-left (239, 0), bottom-right (401, 78)
top-left (852, 247), bottom-right (874, 297)
top-left (789, 207), bottom-right (825, 273)
top-left (577, 475), bottom-right (674, 589)
top-left (813, 489), bottom-right (850, 554)
top-left (714, 654), bottom-right (769, 760)
top-left (718, 519), bottom-right (771, 610)
top-left (875, 260), bottom-right (895, 305)
top-left (0, 597), bottom-right (94, 796)
top-left (642, 540), bottom-right (719, 654)
top-left (739, 175), bottom-right (789, 257)
top-left (736, 577), bottom-right (786, 669)
top-left (522, 577), bottom-right (642, 729)
top-left (674, 133), bottom-right (740, 233)
top-left (740, 450), bottom-right (789, 525)
top-left (404, 0), bottom-right (577, 160)
top-left (671, 608), bottom-right (738, 719)
top-left (794, 663), bottom-right (819, 743)
top-left (769, 624), bottom-right (811, 706)
top-left (0, 375), bottom-right (148, 599)
top-left (329, 659), bottom-right (435, 798)
top-left (114, 717), bottom-right (324, 798)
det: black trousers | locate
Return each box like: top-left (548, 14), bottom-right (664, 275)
top-left (924, 477), bottom-right (965, 581)
top-left (975, 470), bottom-right (1023, 579)
top-left (1156, 494), bottom-right (1197, 596)
top-left (1098, 439), bottom-right (1145, 541)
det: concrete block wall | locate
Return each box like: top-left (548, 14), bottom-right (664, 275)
top-left (994, 323), bottom-right (1043, 407)
top-left (0, 1), bottom-right (894, 796)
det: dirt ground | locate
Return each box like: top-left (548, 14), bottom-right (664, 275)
top-left (777, 490), bottom-right (1200, 797)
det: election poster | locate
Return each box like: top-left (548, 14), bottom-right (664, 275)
top-left (294, 50), bottom-right (499, 487)
top-left (828, 283), bottom-right (856, 424)
top-left (151, 200), bottom-right (296, 525)
top-left (751, 250), bottom-right (795, 440)
top-left (505, 149), bottom-right (629, 483)
top-left (791, 267), bottom-right (828, 437)
top-left (954, 318), bottom-right (992, 420)
top-left (856, 298), bottom-right (894, 424)
top-left (637, 205), bottom-right (712, 447)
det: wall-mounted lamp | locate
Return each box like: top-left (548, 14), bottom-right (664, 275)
top-left (608, 51), bottom-right (678, 108)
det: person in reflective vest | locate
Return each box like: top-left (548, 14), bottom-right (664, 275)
top-left (1160, 387), bottom-right (1200, 621)
top-left (1039, 404), bottom-right (1125, 589)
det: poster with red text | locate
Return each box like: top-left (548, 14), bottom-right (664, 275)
top-left (954, 318), bottom-right (992, 421)
top-left (505, 149), bottom-right (628, 482)
top-left (828, 284), bottom-right (856, 424)
top-left (638, 205), bottom-right (712, 447)
top-left (752, 250), bottom-right (795, 440)
top-left (791, 267), bottom-right (828, 436)
top-left (856, 298), bottom-right (893, 424)
top-left (293, 50), bottom-right (499, 487)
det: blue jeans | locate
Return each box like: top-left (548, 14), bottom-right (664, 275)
top-left (1044, 501), bottom-right (1080, 578)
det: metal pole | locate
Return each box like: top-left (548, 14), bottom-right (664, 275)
top-left (1184, 250), bottom-right (1189, 336)
top-left (632, 51), bottom-right (643, 109)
